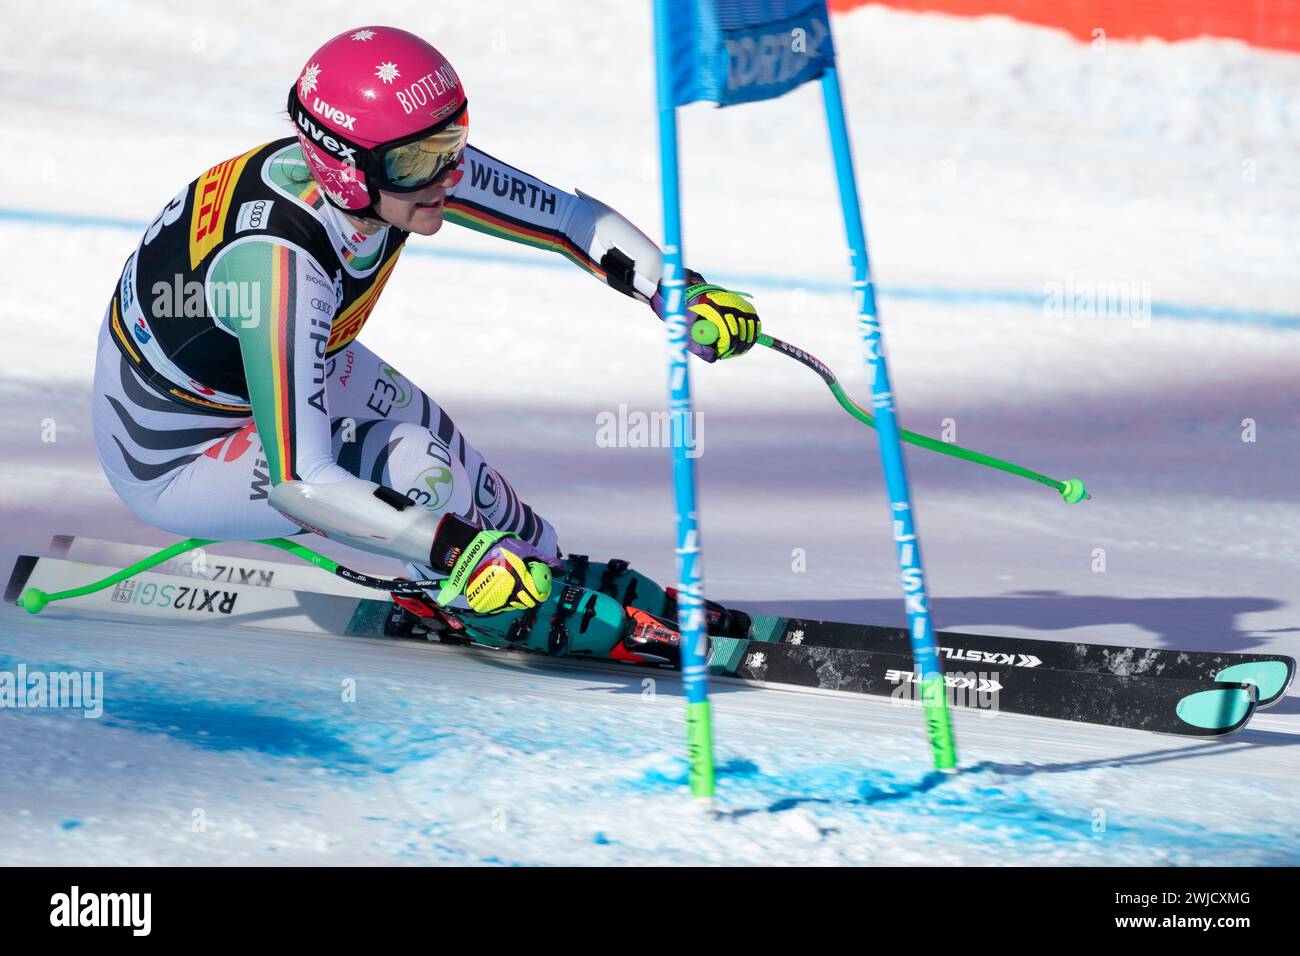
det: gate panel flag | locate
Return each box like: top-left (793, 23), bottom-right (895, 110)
top-left (666, 0), bottom-right (836, 107)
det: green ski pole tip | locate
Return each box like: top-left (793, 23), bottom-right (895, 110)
top-left (1059, 478), bottom-right (1088, 504)
top-left (690, 320), bottom-right (719, 346)
top-left (18, 588), bottom-right (49, 614)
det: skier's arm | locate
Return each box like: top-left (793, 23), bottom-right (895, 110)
top-left (446, 145), bottom-right (761, 361)
top-left (207, 239), bottom-right (352, 489)
top-left (445, 145), bottom-right (664, 304)
top-left (205, 239), bottom-right (444, 565)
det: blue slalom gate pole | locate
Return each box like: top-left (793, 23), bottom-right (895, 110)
top-left (652, 0), bottom-right (716, 799)
top-left (820, 66), bottom-right (958, 771)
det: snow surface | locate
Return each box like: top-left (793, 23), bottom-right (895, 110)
top-left (3, 609), bottom-right (1298, 866)
top-left (1, 1), bottom-right (1298, 865)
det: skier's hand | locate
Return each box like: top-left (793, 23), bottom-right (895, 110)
top-left (429, 514), bottom-right (562, 614)
top-left (653, 270), bottom-right (761, 363)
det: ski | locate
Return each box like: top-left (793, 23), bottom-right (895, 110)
top-left (6, 551), bottom-right (1267, 737)
top-left (45, 533), bottom-right (1297, 710)
top-left (562, 552), bottom-right (1295, 711)
top-left (7, 554), bottom-right (386, 638)
top-left (745, 617), bottom-right (1295, 710)
top-left (707, 639), bottom-right (1257, 736)
top-left (46, 534), bottom-right (380, 599)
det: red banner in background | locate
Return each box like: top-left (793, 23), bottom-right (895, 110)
top-left (829, 0), bottom-right (1300, 52)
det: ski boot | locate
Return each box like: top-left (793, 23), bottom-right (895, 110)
top-left (566, 554), bottom-right (752, 640)
top-left (617, 607), bottom-right (693, 668)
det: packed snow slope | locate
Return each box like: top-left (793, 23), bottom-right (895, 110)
top-left (1, 2), bottom-right (1297, 864)
top-left (3, 609), bottom-right (1298, 866)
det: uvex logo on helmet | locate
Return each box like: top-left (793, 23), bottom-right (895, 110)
top-left (293, 109), bottom-right (358, 165)
top-left (311, 97), bottom-right (357, 131)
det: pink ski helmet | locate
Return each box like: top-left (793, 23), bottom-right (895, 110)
top-left (288, 26), bottom-right (469, 214)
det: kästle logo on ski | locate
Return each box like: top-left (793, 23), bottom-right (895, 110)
top-left (886, 669), bottom-right (1002, 694)
top-left (887, 669), bottom-right (1002, 716)
top-left (939, 647), bottom-right (1042, 668)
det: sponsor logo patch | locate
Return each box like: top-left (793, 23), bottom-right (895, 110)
top-left (325, 255), bottom-right (399, 351)
top-left (407, 441), bottom-right (455, 510)
top-left (394, 66), bottom-right (460, 115)
top-left (188, 145), bottom-right (259, 269)
top-left (204, 423), bottom-right (258, 463)
top-left (235, 199), bottom-right (274, 233)
top-left (475, 463), bottom-right (499, 511)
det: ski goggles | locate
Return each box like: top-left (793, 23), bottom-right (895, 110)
top-left (374, 108), bottom-right (469, 191)
top-left (288, 86), bottom-right (469, 193)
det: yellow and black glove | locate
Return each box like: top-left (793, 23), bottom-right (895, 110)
top-left (652, 269), bottom-right (761, 363)
top-left (430, 514), bottom-right (561, 615)
top-left (683, 278), bottom-right (761, 362)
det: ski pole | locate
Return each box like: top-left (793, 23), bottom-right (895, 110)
top-left (255, 538), bottom-right (446, 594)
top-left (691, 321), bottom-right (1088, 504)
top-left (16, 537), bottom-right (449, 614)
top-left (17, 537), bottom-right (216, 612)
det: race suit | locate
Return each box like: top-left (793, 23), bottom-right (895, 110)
top-left (93, 137), bottom-right (654, 568)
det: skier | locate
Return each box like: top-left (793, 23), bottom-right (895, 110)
top-left (93, 25), bottom-right (760, 620)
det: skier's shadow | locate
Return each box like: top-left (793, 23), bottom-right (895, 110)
top-left (729, 591), bottom-right (1291, 657)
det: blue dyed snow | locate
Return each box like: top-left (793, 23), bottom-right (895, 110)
top-left (638, 756), bottom-right (761, 787)
top-left (6, 633), bottom-right (1298, 864)
top-left (0, 650), bottom-right (374, 770)
top-left (620, 755), bottom-right (1300, 862)
top-left (101, 694), bottom-right (364, 764)
top-left (60, 820), bottom-right (82, 830)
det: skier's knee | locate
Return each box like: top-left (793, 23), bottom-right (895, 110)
top-left (535, 517), bottom-right (560, 557)
top-left (383, 422), bottom-right (474, 517)
top-left (379, 421), bottom-right (559, 551)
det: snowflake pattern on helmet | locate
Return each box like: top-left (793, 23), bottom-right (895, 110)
top-left (299, 62), bottom-right (321, 95)
top-left (291, 27), bottom-right (464, 212)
